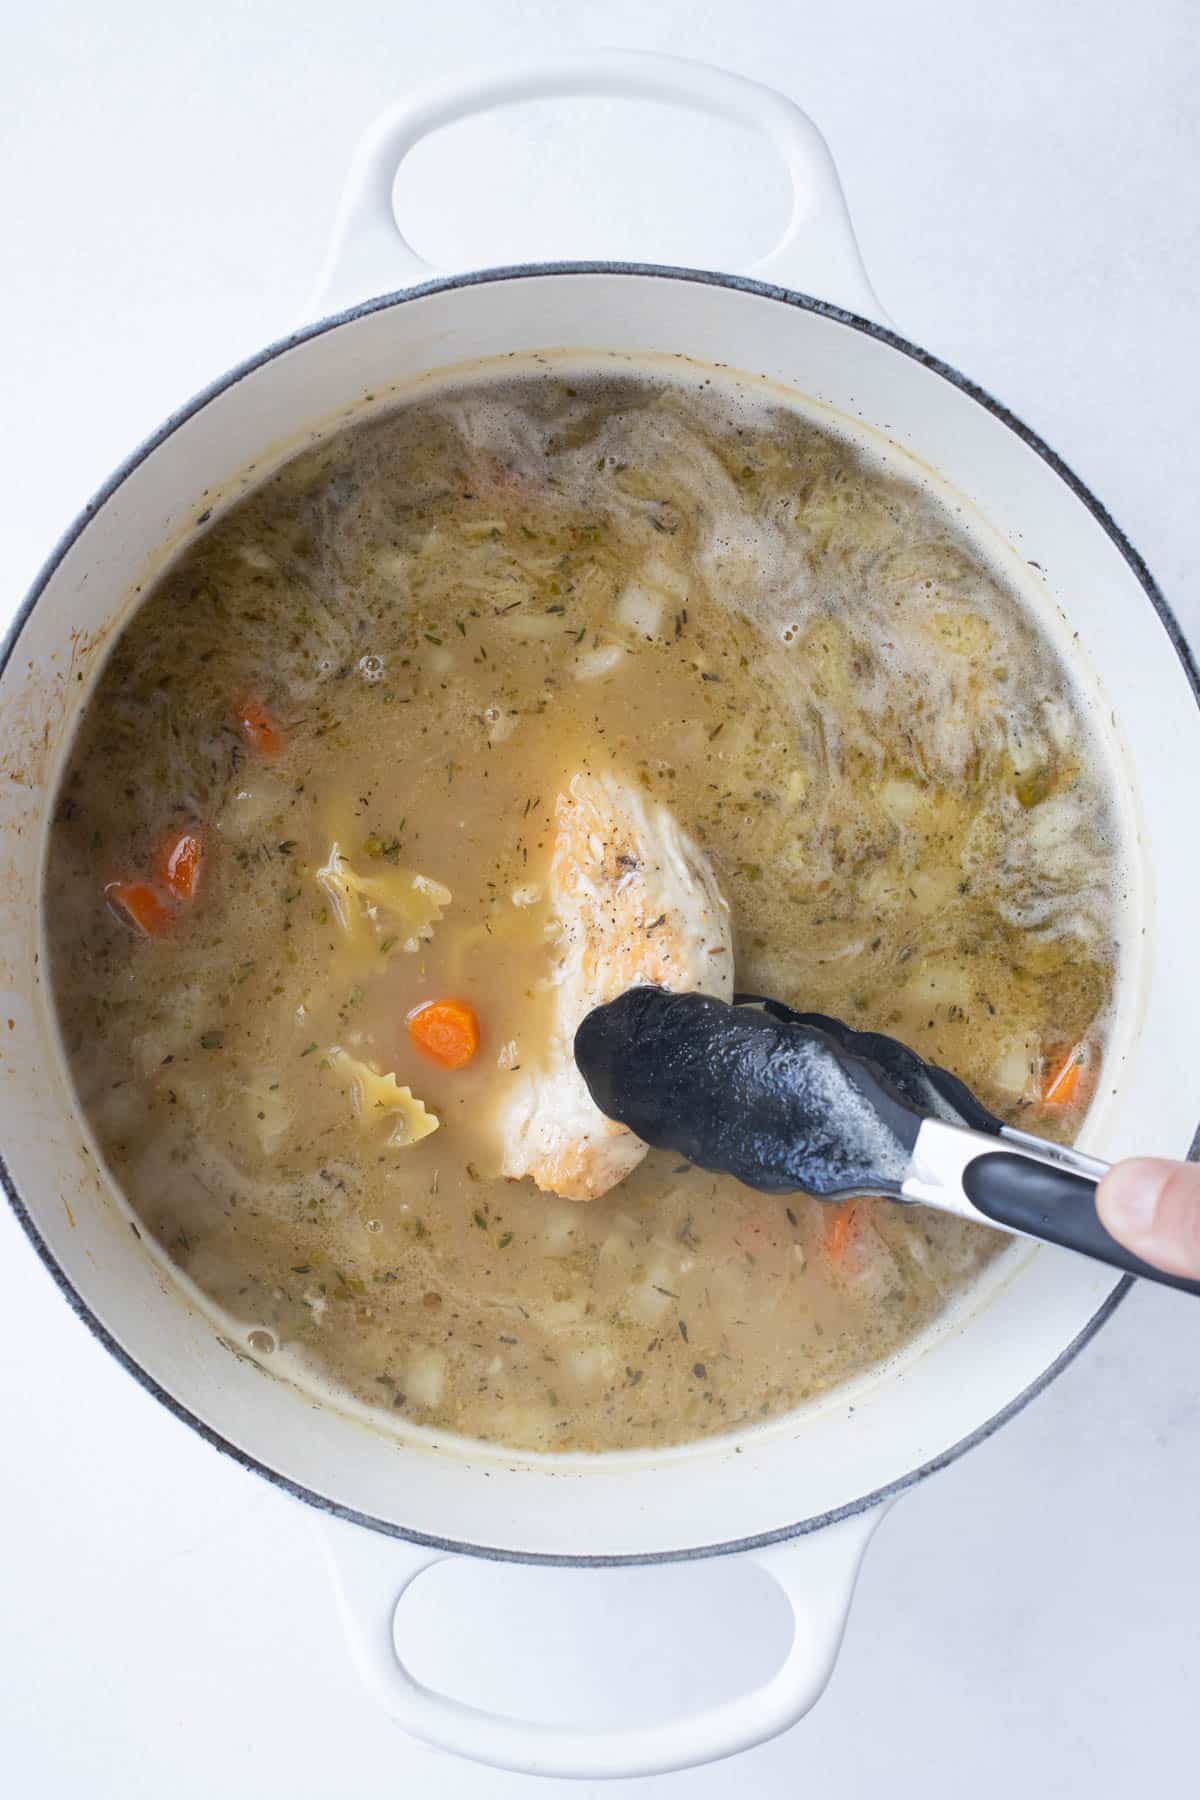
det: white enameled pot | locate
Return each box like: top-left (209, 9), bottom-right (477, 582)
top-left (3, 52), bottom-right (1198, 1782)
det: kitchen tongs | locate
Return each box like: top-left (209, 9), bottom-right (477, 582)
top-left (574, 986), bottom-right (1200, 1297)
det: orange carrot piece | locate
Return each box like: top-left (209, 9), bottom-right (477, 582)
top-left (156, 826), bottom-right (205, 903)
top-left (407, 999), bottom-right (480, 1069)
top-left (105, 879), bottom-right (173, 938)
top-left (1041, 1045), bottom-right (1083, 1107)
top-left (824, 1199), bottom-right (861, 1262)
top-left (236, 698), bottom-right (284, 757)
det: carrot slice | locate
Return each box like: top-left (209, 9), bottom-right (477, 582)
top-left (105, 879), bottom-right (173, 938)
top-left (1041, 1045), bottom-right (1083, 1107)
top-left (236, 698), bottom-right (284, 757)
top-left (824, 1199), bottom-right (861, 1262)
top-left (407, 999), bottom-right (480, 1069)
top-left (156, 826), bottom-right (204, 903)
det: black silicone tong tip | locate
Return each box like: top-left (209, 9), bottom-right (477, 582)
top-left (575, 986), bottom-right (927, 1199)
top-left (734, 993), bottom-right (1004, 1135)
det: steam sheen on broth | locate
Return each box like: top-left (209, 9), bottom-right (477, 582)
top-left (44, 367), bottom-right (1120, 1452)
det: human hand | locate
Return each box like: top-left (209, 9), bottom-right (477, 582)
top-left (1096, 1158), bottom-right (1200, 1280)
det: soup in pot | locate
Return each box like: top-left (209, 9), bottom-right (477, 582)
top-left (44, 366), bottom-right (1121, 1452)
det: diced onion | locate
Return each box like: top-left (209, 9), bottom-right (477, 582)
top-left (878, 779), bottom-right (921, 824)
top-left (992, 1037), bottom-right (1037, 1099)
top-left (404, 1350), bottom-right (447, 1408)
top-left (629, 1259), bottom-right (677, 1325)
top-left (616, 584), bottom-right (663, 639)
top-left (569, 1344), bottom-right (617, 1388)
top-left (574, 643), bottom-right (625, 681)
top-left (540, 1204), bottom-right (582, 1256)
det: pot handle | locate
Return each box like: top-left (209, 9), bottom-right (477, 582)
top-left (317, 1502), bottom-right (885, 1779)
top-left (304, 50), bottom-right (885, 323)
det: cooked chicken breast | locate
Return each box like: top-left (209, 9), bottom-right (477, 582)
top-left (499, 770), bottom-right (734, 1201)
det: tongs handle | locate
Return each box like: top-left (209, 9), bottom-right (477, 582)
top-left (961, 1152), bottom-right (1200, 1296)
top-left (908, 1118), bottom-right (1200, 1297)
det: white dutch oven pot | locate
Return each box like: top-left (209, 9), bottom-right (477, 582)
top-left (3, 53), bottom-right (1198, 1781)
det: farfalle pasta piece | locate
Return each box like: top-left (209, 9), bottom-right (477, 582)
top-left (327, 1048), bottom-right (439, 1147)
top-left (315, 843), bottom-right (451, 951)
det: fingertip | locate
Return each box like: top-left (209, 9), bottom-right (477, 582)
top-left (1097, 1157), bottom-right (1200, 1279)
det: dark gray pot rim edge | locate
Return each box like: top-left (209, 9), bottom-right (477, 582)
top-left (3, 259), bottom-right (1194, 1567)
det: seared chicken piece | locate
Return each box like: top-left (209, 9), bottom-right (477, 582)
top-left (499, 770), bottom-right (734, 1201)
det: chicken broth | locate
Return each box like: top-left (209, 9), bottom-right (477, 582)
top-left (44, 367), bottom-right (1121, 1452)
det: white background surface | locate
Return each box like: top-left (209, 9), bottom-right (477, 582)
top-left (2, 2), bottom-right (1198, 1793)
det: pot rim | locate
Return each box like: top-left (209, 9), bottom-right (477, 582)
top-left (5, 258), bottom-right (1194, 1565)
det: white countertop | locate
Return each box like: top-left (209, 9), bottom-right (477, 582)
top-left (3, 2), bottom-right (1197, 1793)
